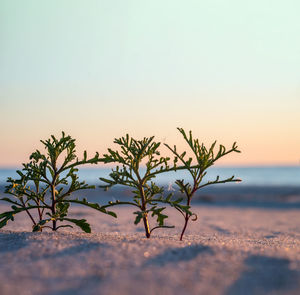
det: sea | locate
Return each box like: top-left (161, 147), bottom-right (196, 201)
top-left (1, 166), bottom-right (300, 187)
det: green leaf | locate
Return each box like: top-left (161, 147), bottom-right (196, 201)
top-left (133, 211), bottom-right (144, 225)
top-left (0, 205), bottom-right (48, 229)
top-left (150, 206), bottom-right (168, 226)
top-left (62, 218), bottom-right (91, 233)
top-left (60, 198), bottom-right (117, 218)
top-left (0, 197), bottom-right (22, 206)
top-left (32, 218), bottom-right (53, 232)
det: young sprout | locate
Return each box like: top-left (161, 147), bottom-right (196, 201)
top-left (99, 134), bottom-right (191, 238)
top-left (165, 128), bottom-right (241, 240)
top-left (0, 132), bottom-right (116, 232)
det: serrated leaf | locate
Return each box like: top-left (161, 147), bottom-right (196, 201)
top-left (62, 218), bottom-right (91, 233)
top-left (133, 211), bottom-right (144, 225)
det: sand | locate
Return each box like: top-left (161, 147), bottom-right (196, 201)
top-left (0, 204), bottom-right (300, 295)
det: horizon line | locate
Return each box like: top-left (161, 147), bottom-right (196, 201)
top-left (1, 163), bottom-right (300, 170)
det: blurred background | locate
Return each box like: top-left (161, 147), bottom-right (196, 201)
top-left (1, 0), bottom-right (300, 206)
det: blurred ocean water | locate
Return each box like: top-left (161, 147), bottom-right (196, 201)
top-left (1, 166), bottom-right (300, 187)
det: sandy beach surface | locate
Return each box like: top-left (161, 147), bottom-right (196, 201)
top-left (0, 200), bottom-right (299, 295)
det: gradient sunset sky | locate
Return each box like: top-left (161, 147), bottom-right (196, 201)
top-left (1, 0), bottom-right (300, 167)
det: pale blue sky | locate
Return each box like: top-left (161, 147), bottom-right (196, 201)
top-left (1, 0), bottom-right (300, 166)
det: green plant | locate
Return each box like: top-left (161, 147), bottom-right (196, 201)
top-left (99, 134), bottom-right (191, 238)
top-left (165, 128), bottom-right (241, 240)
top-left (0, 132), bottom-right (116, 232)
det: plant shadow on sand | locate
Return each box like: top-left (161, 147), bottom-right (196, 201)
top-left (225, 255), bottom-right (300, 295)
top-left (0, 232), bottom-right (31, 253)
top-left (46, 275), bottom-right (104, 295)
top-left (144, 244), bottom-right (214, 266)
top-left (0, 232), bottom-right (107, 259)
top-left (43, 241), bottom-right (108, 259)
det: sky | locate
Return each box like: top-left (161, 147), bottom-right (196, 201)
top-left (1, 0), bottom-right (300, 167)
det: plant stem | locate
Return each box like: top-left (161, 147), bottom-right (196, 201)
top-left (180, 192), bottom-right (193, 241)
top-left (180, 216), bottom-right (189, 241)
top-left (142, 213), bottom-right (151, 238)
top-left (51, 184), bottom-right (57, 231)
top-left (35, 183), bottom-right (43, 227)
top-left (140, 187), bottom-right (151, 238)
top-left (136, 169), bottom-right (151, 238)
top-left (20, 198), bottom-right (36, 227)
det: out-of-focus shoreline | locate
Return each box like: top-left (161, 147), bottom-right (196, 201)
top-left (1, 184), bottom-right (300, 209)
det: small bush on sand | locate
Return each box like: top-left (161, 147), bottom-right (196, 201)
top-left (0, 132), bottom-right (116, 232)
top-left (165, 128), bottom-right (241, 240)
top-left (99, 134), bottom-right (191, 238)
